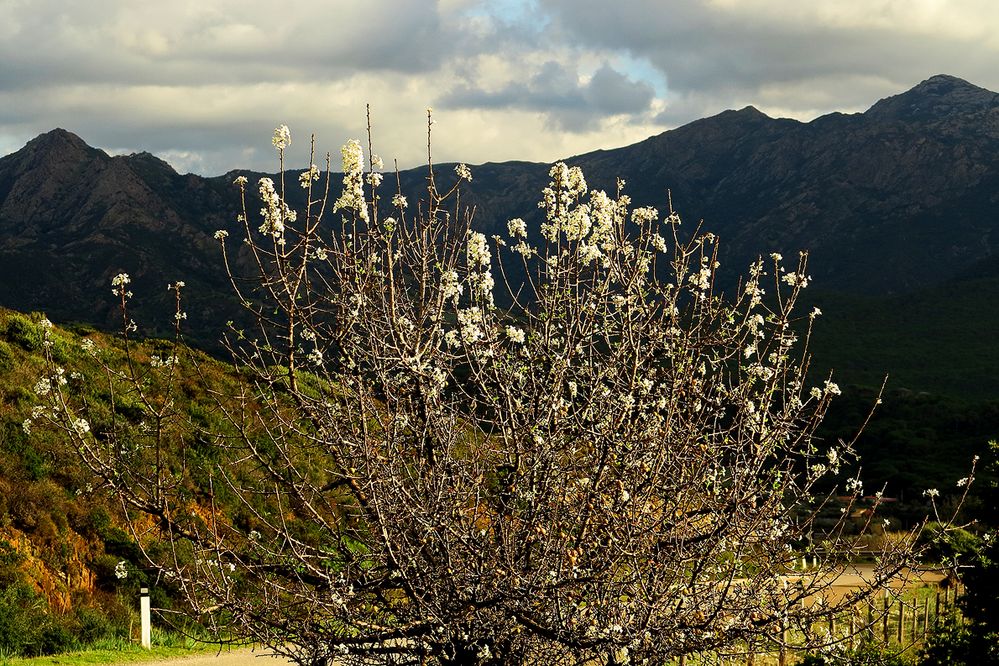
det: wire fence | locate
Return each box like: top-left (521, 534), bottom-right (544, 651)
top-left (668, 580), bottom-right (963, 666)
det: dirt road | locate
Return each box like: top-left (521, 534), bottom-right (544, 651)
top-left (127, 649), bottom-right (294, 666)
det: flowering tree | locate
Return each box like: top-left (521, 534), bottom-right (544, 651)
top-left (33, 118), bottom-right (952, 665)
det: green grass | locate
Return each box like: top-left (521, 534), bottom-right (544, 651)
top-left (0, 634), bottom-right (226, 665)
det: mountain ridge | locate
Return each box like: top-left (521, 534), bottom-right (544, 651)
top-left (3, 74), bottom-right (999, 394)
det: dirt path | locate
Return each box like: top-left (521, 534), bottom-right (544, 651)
top-left (124, 648), bottom-right (294, 666)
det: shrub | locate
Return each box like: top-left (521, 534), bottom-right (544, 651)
top-left (36, 123), bottom-right (960, 665)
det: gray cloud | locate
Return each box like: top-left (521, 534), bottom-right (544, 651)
top-left (440, 61), bottom-right (655, 131)
top-left (537, 0), bottom-right (999, 121)
top-left (2, 0), bottom-right (999, 174)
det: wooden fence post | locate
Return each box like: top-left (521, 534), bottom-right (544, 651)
top-left (883, 594), bottom-right (890, 643)
top-left (779, 618), bottom-right (788, 666)
top-left (867, 601), bottom-right (874, 638)
top-left (897, 601), bottom-right (904, 644)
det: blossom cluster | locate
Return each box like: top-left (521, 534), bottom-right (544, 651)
top-left (333, 139), bottom-right (369, 222)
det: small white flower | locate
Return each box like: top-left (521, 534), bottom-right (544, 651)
top-left (272, 124), bottom-right (291, 150)
top-left (770, 252), bottom-right (783, 262)
top-left (455, 163), bottom-right (472, 182)
top-left (507, 218), bottom-right (527, 238)
top-left (111, 273), bottom-right (131, 288)
top-left (505, 326), bottom-right (526, 344)
top-left (650, 233), bottom-right (668, 253)
top-left (467, 231), bottom-right (490, 268)
top-left (923, 488), bottom-right (940, 499)
top-left (233, 175), bottom-right (248, 187)
top-left (956, 477), bottom-right (969, 488)
top-left (392, 193), bottom-right (408, 209)
top-left (71, 418), bottom-right (90, 435)
top-left (214, 229), bottom-right (229, 240)
top-left (299, 164), bottom-right (320, 188)
top-left (441, 270), bottom-right (463, 304)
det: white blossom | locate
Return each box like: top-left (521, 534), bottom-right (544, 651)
top-left (333, 140), bottom-right (369, 222)
top-left (467, 232), bottom-right (490, 268)
top-left (507, 218), bottom-right (527, 238)
top-left (505, 326), bottom-right (526, 344)
top-left (272, 124), bottom-right (291, 150)
top-left (299, 164), bottom-right (320, 188)
top-left (441, 270), bottom-right (463, 305)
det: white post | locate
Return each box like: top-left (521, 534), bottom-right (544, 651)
top-left (140, 587), bottom-right (151, 649)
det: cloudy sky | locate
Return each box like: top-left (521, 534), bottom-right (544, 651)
top-left (2, 0), bottom-right (998, 175)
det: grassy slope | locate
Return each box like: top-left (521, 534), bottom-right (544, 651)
top-left (0, 309), bottom-right (240, 658)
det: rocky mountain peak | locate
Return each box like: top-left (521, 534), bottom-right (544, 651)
top-left (865, 74), bottom-right (999, 123)
top-left (20, 128), bottom-right (97, 160)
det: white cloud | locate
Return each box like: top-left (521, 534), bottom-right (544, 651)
top-left (1, 0), bottom-right (999, 174)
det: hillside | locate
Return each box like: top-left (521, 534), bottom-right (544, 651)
top-left (0, 309), bottom-right (240, 655)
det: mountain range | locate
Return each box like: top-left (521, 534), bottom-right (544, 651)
top-left (2, 73), bottom-right (999, 396)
